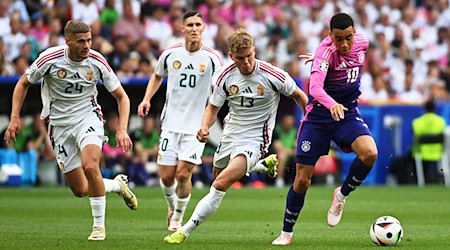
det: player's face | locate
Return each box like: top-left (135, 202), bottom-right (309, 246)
top-left (65, 32), bottom-right (92, 61)
top-left (230, 46), bottom-right (256, 75)
top-left (330, 26), bottom-right (355, 55)
top-left (183, 16), bottom-right (204, 43)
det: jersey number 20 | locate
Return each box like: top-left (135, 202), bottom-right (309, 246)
top-left (180, 73), bottom-right (196, 88)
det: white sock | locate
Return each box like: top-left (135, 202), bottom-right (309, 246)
top-left (337, 190), bottom-right (347, 202)
top-left (282, 231), bottom-right (293, 236)
top-left (250, 159), bottom-right (267, 173)
top-left (90, 196), bottom-right (106, 228)
top-left (181, 186), bottom-right (225, 237)
top-left (172, 194), bottom-right (191, 222)
top-left (160, 178), bottom-right (177, 210)
top-left (103, 178), bottom-right (121, 193)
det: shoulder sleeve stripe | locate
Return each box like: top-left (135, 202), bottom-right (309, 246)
top-left (163, 52), bottom-right (173, 71)
top-left (215, 64), bottom-right (236, 86)
top-left (89, 52), bottom-right (112, 72)
top-left (321, 46), bottom-right (335, 60)
top-left (36, 51), bottom-right (64, 68)
top-left (259, 62), bottom-right (285, 83)
top-left (36, 48), bottom-right (65, 66)
top-left (162, 43), bottom-right (183, 53)
top-left (209, 56), bottom-right (216, 73)
top-left (205, 47), bottom-right (224, 66)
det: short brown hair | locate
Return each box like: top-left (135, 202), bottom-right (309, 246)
top-left (64, 20), bottom-right (90, 37)
top-left (227, 28), bottom-right (253, 54)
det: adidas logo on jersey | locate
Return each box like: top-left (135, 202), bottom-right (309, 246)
top-left (189, 154), bottom-right (197, 160)
top-left (337, 61), bottom-right (347, 68)
top-left (184, 64), bottom-right (194, 70)
top-left (71, 72), bottom-right (81, 78)
top-left (242, 86), bottom-right (252, 93)
top-left (86, 126), bottom-right (95, 133)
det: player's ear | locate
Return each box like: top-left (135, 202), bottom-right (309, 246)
top-left (228, 52), bottom-right (234, 61)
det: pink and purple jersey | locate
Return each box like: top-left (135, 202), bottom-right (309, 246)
top-left (308, 33), bottom-right (369, 110)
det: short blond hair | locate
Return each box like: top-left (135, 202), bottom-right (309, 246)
top-left (64, 20), bottom-right (90, 37)
top-left (227, 28), bottom-right (254, 54)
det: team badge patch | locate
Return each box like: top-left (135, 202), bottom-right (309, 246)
top-left (58, 162), bottom-right (65, 171)
top-left (358, 51), bottom-right (365, 63)
top-left (199, 64), bottom-right (206, 73)
top-left (257, 84), bottom-right (264, 96)
top-left (319, 60), bottom-right (329, 71)
top-left (86, 70), bottom-right (93, 81)
top-left (229, 85), bottom-right (239, 95)
top-left (57, 69), bottom-right (67, 78)
top-left (173, 60), bottom-right (181, 69)
top-left (301, 140), bottom-right (311, 152)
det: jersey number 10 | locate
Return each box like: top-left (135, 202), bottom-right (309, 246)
top-left (346, 67), bottom-right (359, 83)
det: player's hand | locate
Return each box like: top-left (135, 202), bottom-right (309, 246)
top-left (137, 100), bottom-right (151, 117)
top-left (4, 117), bottom-right (22, 145)
top-left (330, 103), bottom-right (348, 121)
top-left (197, 127), bottom-right (209, 142)
top-left (299, 53), bottom-right (314, 64)
top-left (116, 130), bottom-right (133, 153)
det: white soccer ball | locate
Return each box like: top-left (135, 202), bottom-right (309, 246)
top-left (369, 216), bottom-right (403, 246)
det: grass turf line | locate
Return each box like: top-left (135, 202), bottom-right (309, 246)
top-left (0, 186), bottom-right (449, 249)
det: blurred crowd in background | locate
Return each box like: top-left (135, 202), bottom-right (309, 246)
top-left (1, 0), bottom-right (450, 103)
top-left (1, 0), bottom-right (450, 187)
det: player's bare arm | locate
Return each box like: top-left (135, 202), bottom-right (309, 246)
top-left (290, 86), bottom-right (308, 112)
top-left (4, 75), bottom-right (32, 145)
top-left (137, 73), bottom-right (164, 117)
top-left (197, 104), bottom-right (220, 142)
top-left (111, 86), bottom-right (132, 153)
top-left (299, 53), bottom-right (314, 64)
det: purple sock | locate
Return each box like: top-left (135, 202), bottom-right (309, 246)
top-left (341, 157), bottom-right (372, 196)
top-left (282, 186), bottom-right (306, 233)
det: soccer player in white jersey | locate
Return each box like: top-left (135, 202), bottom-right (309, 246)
top-left (164, 28), bottom-right (309, 244)
top-left (4, 20), bottom-right (137, 241)
top-left (137, 11), bottom-right (224, 232)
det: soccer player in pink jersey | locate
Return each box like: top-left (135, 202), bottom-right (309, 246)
top-left (272, 13), bottom-right (378, 245)
top-left (4, 20), bottom-right (136, 241)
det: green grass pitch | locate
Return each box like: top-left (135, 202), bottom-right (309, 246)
top-left (0, 185), bottom-right (449, 249)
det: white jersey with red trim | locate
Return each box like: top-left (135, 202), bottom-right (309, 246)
top-left (26, 45), bottom-right (120, 126)
top-left (155, 43), bottom-right (224, 135)
top-left (210, 60), bottom-right (296, 155)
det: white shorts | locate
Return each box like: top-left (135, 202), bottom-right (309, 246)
top-left (49, 111), bottom-right (107, 174)
top-left (213, 137), bottom-right (262, 173)
top-left (157, 130), bottom-right (205, 166)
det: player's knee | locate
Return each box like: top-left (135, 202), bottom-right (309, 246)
top-left (361, 149), bottom-right (378, 166)
top-left (293, 176), bottom-right (311, 193)
top-left (71, 187), bottom-right (87, 197)
top-left (83, 164), bottom-right (101, 179)
top-left (176, 170), bottom-right (191, 184)
top-left (160, 175), bottom-right (176, 187)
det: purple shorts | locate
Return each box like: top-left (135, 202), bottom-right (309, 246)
top-left (296, 106), bottom-right (372, 165)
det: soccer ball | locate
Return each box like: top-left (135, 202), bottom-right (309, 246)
top-left (369, 216), bottom-right (403, 246)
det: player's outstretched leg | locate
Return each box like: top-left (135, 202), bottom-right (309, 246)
top-left (88, 226), bottom-right (106, 241)
top-left (164, 229), bottom-right (187, 244)
top-left (252, 154), bottom-right (279, 178)
top-left (114, 174), bottom-right (138, 210)
top-left (327, 187), bottom-right (346, 227)
top-left (272, 231), bottom-right (292, 245)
